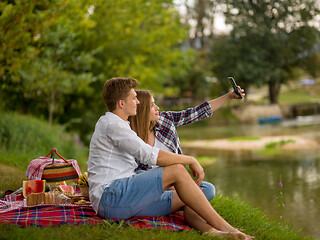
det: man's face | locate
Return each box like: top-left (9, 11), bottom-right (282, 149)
top-left (123, 88), bottom-right (140, 117)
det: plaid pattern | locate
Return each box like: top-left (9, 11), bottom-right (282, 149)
top-left (136, 102), bottom-right (212, 171)
top-left (26, 157), bottom-right (82, 180)
top-left (126, 214), bottom-right (191, 231)
top-left (0, 199), bottom-right (190, 230)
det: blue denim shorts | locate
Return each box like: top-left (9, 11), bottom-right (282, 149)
top-left (136, 169), bottom-right (216, 202)
top-left (98, 167), bottom-right (173, 220)
top-left (200, 181), bottom-right (216, 202)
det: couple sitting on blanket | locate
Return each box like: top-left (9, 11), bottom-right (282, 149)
top-left (88, 77), bottom-right (254, 239)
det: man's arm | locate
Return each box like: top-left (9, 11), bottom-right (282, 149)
top-left (156, 150), bottom-right (204, 186)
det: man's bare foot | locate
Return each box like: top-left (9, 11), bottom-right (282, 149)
top-left (203, 228), bottom-right (255, 240)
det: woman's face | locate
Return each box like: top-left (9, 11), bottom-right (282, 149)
top-left (149, 96), bottom-right (160, 122)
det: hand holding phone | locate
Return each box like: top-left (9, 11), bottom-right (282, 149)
top-left (228, 77), bottom-right (242, 99)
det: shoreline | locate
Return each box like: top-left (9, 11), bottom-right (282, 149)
top-left (181, 135), bottom-right (319, 151)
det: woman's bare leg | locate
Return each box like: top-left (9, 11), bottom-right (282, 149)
top-left (172, 192), bottom-right (253, 239)
top-left (163, 164), bottom-right (254, 239)
top-left (171, 191), bottom-right (212, 232)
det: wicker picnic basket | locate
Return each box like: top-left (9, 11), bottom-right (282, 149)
top-left (41, 148), bottom-right (79, 184)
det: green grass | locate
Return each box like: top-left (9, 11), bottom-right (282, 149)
top-left (253, 139), bottom-right (297, 156)
top-left (228, 136), bottom-right (261, 142)
top-left (0, 112), bottom-right (313, 240)
top-left (279, 92), bottom-right (320, 104)
top-left (256, 80), bottom-right (320, 105)
top-left (0, 112), bottom-right (88, 170)
top-left (211, 195), bottom-right (311, 240)
top-left (265, 139), bottom-right (296, 149)
top-left (0, 223), bottom-right (207, 240)
top-left (0, 194), bottom-right (311, 240)
top-left (196, 156), bottom-right (219, 166)
top-left (0, 112), bottom-right (88, 195)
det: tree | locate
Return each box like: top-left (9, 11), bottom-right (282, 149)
top-left (1, 0), bottom-right (96, 124)
top-left (1, 0), bottom-right (195, 142)
top-left (211, 0), bottom-right (320, 103)
top-left (20, 0), bottom-right (95, 125)
top-left (84, 0), bottom-right (193, 94)
top-left (0, 0), bottom-right (46, 112)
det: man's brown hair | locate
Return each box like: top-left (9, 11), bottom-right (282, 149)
top-left (103, 77), bottom-right (139, 111)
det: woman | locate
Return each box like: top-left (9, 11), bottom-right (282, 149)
top-left (128, 88), bottom-right (254, 238)
top-left (128, 88), bottom-right (245, 201)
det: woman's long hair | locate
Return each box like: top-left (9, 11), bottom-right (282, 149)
top-left (128, 90), bottom-right (156, 143)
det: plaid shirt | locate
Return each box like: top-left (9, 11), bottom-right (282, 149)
top-left (136, 101), bottom-right (213, 170)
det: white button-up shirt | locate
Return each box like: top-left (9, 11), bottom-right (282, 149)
top-left (88, 112), bottom-right (159, 213)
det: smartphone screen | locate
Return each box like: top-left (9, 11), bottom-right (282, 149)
top-left (228, 77), bottom-right (242, 99)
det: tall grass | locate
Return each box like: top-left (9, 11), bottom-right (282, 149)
top-left (0, 112), bottom-right (88, 170)
top-left (211, 195), bottom-right (311, 240)
top-left (0, 194), bottom-right (312, 240)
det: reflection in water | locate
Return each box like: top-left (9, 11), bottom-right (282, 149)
top-left (204, 155), bottom-right (320, 239)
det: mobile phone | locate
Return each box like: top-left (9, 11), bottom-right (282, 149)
top-left (228, 77), bottom-right (242, 99)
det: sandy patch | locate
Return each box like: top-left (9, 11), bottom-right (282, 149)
top-left (181, 135), bottom-right (319, 151)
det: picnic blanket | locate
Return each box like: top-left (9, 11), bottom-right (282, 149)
top-left (0, 196), bottom-right (191, 231)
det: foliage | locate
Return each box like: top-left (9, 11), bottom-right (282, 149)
top-left (0, 112), bottom-right (87, 170)
top-left (84, 0), bottom-right (193, 93)
top-left (0, 0), bottom-right (96, 124)
top-left (0, 0), bottom-right (194, 143)
top-left (211, 0), bottom-right (320, 103)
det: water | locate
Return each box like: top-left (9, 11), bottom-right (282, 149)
top-left (179, 121), bottom-right (320, 239)
top-left (203, 155), bottom-right (320, 239)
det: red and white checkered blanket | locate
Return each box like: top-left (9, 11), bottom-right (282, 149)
top-left (0, 196), bottom-right (190, 230)
top-left (25, 156), bottom-right (82, 180)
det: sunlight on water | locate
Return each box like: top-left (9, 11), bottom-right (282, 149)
top-left (204, 155), bottom-right (320, 239)
top-left (179, 122), bottom-right (320, 238)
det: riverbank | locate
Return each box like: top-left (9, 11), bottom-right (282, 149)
top-left (181, 135), bottom-right (319, 152)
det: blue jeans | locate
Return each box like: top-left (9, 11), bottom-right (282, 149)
top-left (136, 169), bottom-right (216, 201)
top-left (200, 181), bottom-right (216, 201)
top-left (98, 167), bottom-right (216, 220)
top-left (98, 167), bottom-right (173, 219)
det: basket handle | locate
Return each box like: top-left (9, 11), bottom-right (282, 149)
top-left (45, 148), bottom-right (68, 163)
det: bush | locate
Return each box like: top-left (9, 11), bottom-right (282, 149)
top-left (0, 112), bottom-right (87, 170)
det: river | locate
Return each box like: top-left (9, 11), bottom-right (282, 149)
top-left (179, 120), bottom-right (320, 239)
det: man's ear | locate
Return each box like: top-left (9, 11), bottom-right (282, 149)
top-left (117, 99), bottom-right (125, 109)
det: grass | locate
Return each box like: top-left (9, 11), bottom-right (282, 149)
top-left (0, 112), bottom-right (88, 170)
top-left (0, 194), bottom-right (312, 240)
top-left (0, 223), bottom-right (207, 240)
top-left (254, 139), bottom-right (296, 156)
top-left (279, 92), bottom-right (320, 104)
top-left (196, 156), bottom-right (219, 166)
top-left (0, 112), bottom-right (88, 196)
top-left (265, 139), bottom-right (296, 149)
top-left (256, 80), bottom-right (320, 105)
top-left (0, 112), bottom-right (313, 240)
top-left (228, 136), bottom-right (261, 142)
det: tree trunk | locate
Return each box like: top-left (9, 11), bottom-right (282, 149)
top-left (196, 0), bottom-right (205, 50)
top-left (268, 81), bottom-right (281, 104)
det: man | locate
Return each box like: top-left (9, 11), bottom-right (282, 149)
top-left (88, 77), bottom-right (254, 239)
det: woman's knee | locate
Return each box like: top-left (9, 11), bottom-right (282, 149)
top-left (164, 164), bottom-right (187, 176)
top-left (162, 164), bottom-right (189, 187)
top-left (200, 181), bottom-right (216, 201)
